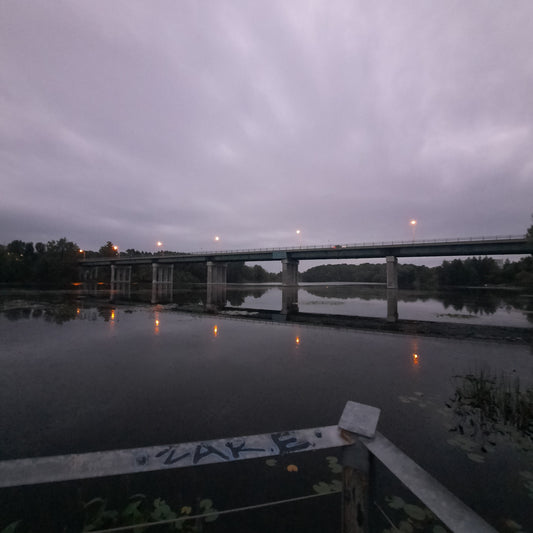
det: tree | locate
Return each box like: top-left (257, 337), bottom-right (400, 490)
top-left (526, 214), bottom-right (533, 242)
top-left (99, 241), bottom-right (119, 257)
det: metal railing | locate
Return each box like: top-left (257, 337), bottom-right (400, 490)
top-left (0, 401), bottom-right (497, 533)
top-left (80, 234), bottom-right (527, 263)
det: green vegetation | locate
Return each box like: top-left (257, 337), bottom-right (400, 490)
top-left (0, 493), bottom-right (218, 533)
top-left (301, 257), bottom-right (533, 289)
top-left (0, 238), bottom-right (81, 285)
top-left (0, 239), bottom-right (278, 286)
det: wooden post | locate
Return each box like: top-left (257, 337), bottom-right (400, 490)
top-left (342, 439), bottom-right (370, 533)
top-left (338, 401), bottom-right (380, 533)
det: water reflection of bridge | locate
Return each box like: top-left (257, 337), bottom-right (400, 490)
top-left (77, 283), bottom-right (532, 345)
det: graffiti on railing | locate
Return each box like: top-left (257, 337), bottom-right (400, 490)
top-left (145, 431), bottom-right (315, 468)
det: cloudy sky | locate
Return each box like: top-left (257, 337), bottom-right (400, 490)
top-left (1, 1), bottom-right (533, 256)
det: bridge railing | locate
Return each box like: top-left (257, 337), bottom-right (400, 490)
top-left (80, 234), bottom-right (527, 263)
top-left (198, 234), bottom-right (526, 257)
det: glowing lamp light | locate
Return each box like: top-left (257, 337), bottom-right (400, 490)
top-left (410, 219), bottom-right (417, 240)
top-left (213, 325), bottom-right (218, 337)
top-left (295, 336), bottom-right (300, 345)
top-left (412, 353), bottom-right (419, 365)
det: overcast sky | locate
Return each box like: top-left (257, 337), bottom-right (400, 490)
top-left (1, 1), bottom-right (533, 256)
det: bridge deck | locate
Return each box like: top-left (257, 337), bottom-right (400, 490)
top-left (79, 235), bottom-right (532, 266)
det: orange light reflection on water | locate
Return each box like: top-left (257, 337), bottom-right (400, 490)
top-left (411, 339), bottom-right (420, 366)
top-left (213, 325), bottom-right (218, 337)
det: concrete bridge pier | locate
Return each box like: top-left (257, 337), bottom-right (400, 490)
top-left (152, 264), bottom-right (174, 284)
top-left (386, 256), bottom-right (398, 289)
top-left (206, 284), bottom-right (227, 312)
top-left (151, 283), bottom-right (173, 304)
top-left (282, 259), bottom-right (299, 286)
top-left (385, 256), bottom-right (399, 322)
top-left (110, 283), bottom-right (131, 301)
top-left (207, 262), bottom-right (227, 285)
top-left (206, 262), bottom-right (227, 312)
top-left (281, 286), bottom-right (299, 315)
top-left (387, 290), bottom-right (399, 322)
top-left (80, 267), bottom-right (98, 282)
top-left (111, 265), bottom-right (132, 283)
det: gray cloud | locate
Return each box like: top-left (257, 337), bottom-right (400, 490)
top-left (1, 0), bottom-right (532, 255)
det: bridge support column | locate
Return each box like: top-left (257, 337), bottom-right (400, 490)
top-left (80, 266), bottom-right (98, 282)
top-left (206, 262), bottom-right (227, 311)
top-left (111, 265), bottom-right (132, 283)
top-left (151, 283), bottom-right (173, 304)
top-left (152, 264), bottom-right (174, 284)
top-left (281, 286), bottom-right (299, 315)
top-left (206, 284), bottom-right (227, 312)
top-left (282, 259), bottom-right (299, 286)
top-left (207, 262), bottom-right (227, 285)
top-left (386, 256), bottom-right (398, 289)
top-left (387, 289), bottom-right (398, 323)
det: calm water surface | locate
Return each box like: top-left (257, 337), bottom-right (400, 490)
top-left (0, 285), bottom-right (532, 532)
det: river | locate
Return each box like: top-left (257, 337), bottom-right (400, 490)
top-left (0, 284), bottom-right (532, 532)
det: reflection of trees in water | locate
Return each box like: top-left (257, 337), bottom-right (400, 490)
top-left (439, 290), bottom-right (501, 315)
top-left (303, 285), bottom-right (530, 317)
top-left (3, 303), bottom-right (79, 324)
top-left (526, 299), bottom-right (533, 325)
top-left (447, 370), bottom-right (533, 456)
top-left (303, 285), bottom-right (387, 300)
top-left (440, 289), bottom-right (531, 317)
top-left (226, 287), bottom-right (269, 307)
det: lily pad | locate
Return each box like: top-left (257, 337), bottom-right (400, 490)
top-left (399, 520), bottom-right (414, 532)
top-left (313, 481), bottom-right (334, 494)
top-left (386, 495), bottom-right (405, 510)
top-left (326, 456), bottom-right (343, 474)
top-left (404, 504), bottom-right (426, 521)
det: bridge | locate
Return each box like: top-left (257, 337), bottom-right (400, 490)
top-left (80, 234), bottom-right (532, 287)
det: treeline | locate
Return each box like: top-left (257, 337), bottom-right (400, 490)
top-left (0, 238), bottom-right (279, 285)
top-left (301, 256), bottom-right (533, 289)
top-left (0, 238), bottom-right (81, 285)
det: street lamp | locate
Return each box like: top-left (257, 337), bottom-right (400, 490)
top-left (296, 229), bottom-right (302, 247)
top-left (156, 241), bottom-right (163, 255)
top-left (112, 245), bottom-right (119, 256)
top-left (79, 249), bottom-right (86, 259)
top-left (410, 220), bottom-right (417, 241)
